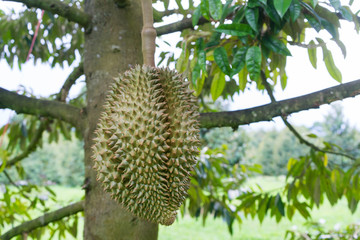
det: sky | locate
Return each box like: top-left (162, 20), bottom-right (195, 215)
top-left (0, 1), bottom-right (360, 131)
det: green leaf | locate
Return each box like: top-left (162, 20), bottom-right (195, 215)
top-left (0, 149), bottom-right (7, 172)
top-left (262, 36), bottom-right (291, 56)
top-left (215, 23), bottom-right (253, 37)
top-left (275, 193), bottom-right (285, 216)
top-left (334, 38), bottom-right (346, 58)
top-left (214, 47), bottom-right (231, 75)
top-left (307, 133), bottom-right (318, 138)
top-left (286, 205), bottom-right (295, 221)
top-left (313, 177), bottom-right (321, 206)
top-left (192, 62), bottom-right (201, 86)
top-left (307, 40), bottom-right (317, 69)
top-left (176, 42), bottom-right (189, 72)
top-left (320, 18), bottom-right (338, 39)
top-left (69, 215), bottom-right (78, 238)
top-left (317, 38), bottom-right (342, 82)
top-left (195, 72), bottom-right (206, 96)
top-left (246, 46), bottom-right (262, 81)
top-left (211, 71), bottom-right (226, 101)
top-left (339, 6), bottom-right (353, 21)
top-left (238, 66), bottom-right (248, 91)
top-left (200, 0), bottom-right (210, 20)
top-left (258, 195), bottom-right (268, 223)
top-left (280, 74), bottom-right (287, 90)
top-left (245, 7), bottom-right (259, 33)
top-left (208, 0), bottom-right (223, 21)
top-left (310, 0), bottom-right (318, 7)
top-left (221, 0), bottom-right (236, 23)
top-left (323, 154), bottom-right (328, 167)
top-left (305, 13), bottom-right (321, 32)
top-left (330, 0), bottom-right (341, 10)
top-left (264, 2), bottom-right (282, 25)
top-left (163, 0), bottom-right (169, 9)
top-left (352, 12), bottom-right (360, 33)
top-left (192, 6), bottom-right (201, 27)
top-left (293, 201), bottom-right (311, 219)
top-left (323, 50), bottom-right (342, 83)
top-left (233, 6), bottom-right (246, 23)
top-left (289, 0), bottom-right (301, 22)
top-left (59, 121), bottom-right (71, 140)
top-left (248, 0), bottom-right (261, 8)
top-left (259, 0), bottom-right (267, 5)
top-left (273, 0), bottom-right (292, 18)
top-left (349, 197), bottom-right (358, 213)
top-left (315, 5), bottom-right (340, 28)
top-left (175, 0), bottom-right (185, 12)
top-left (231, 47), bottom-right (247, 76)
top-left (198, 50), bottom-right (207, 72)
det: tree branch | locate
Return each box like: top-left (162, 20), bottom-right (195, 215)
top-left (4, 0), bottom-right (91, 30)
top-left (56, 62), bottom-right (84, 102)
top-left (0, 88), bottom-right (85, 130)
top-left (260, 72), bottom-right (356, 161)
top-left (153, 9), bottom-right (182, 22)
top-left (0, 201), bottom-right (84, 240)
top-left (1, 65), bottom-right (84, 168)
top-left (199, 79), bottom-right (360, 129)
top-left (282, 116), bottom-right (356, 160)
top-left (156, 17), bottom-right (209, 36)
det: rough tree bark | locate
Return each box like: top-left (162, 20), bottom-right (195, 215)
top-left (83, 0), bottom-right (158, 239)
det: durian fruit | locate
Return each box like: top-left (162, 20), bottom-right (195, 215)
top-left (92, 65), bottom-right (200, 225)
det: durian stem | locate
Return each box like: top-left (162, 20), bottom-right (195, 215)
top-left (141, 0), bottom-right (156, 67)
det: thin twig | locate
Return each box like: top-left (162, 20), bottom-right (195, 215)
top-left (56, 62), bottom-right (84, 102)
top-left (4, 120), bottom-right (48, 168)
top-left (3, 170), bottom-right (19, 188)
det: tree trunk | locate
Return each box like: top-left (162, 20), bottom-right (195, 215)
top-left (83, 0), bottom-right (158, 239)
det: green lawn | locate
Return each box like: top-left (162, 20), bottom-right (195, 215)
top-left (159, 176), bottom-right (360, 240)
top-left (4, 176), bottom-right (360, 239)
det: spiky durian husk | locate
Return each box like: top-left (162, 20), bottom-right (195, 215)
top-left (92, 65), bottom-right (200, 225)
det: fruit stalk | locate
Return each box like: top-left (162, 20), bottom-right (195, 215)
top-left (141, 0), bottom-right (156, 67)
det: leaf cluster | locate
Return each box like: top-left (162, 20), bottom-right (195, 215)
top-left (157, 0), bottom-right (360, 105)
top-left (0, 0), bottom-right (84, 68)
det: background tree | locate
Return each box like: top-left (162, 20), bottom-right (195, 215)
top-left (0, 0), bottom-right (360, 239)
top-left (247, 127), bottom-right (309, 175)
top-left (311, 103), bottom-right (360, 169)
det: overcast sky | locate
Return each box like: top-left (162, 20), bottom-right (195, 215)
top-left (1, 1), bottom-right (359, 131)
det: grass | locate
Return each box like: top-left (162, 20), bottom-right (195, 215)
top-left (3, 176), bottom-right (360, 239)
top-left (159, 176), bottom-right (360, 240)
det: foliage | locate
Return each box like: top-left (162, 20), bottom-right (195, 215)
top-left (17, 134), bottom-right (84, 186)
top-left (162, 0), bottom-right (359, 104)
top-left (312, 104), bottom-right (360, 169)
top-left (247, 127), bottom-right (309, 175)
top-left (286, 221), bottom-right (360, 240)
top-left (0, 115), bottom-right (84, 187)
top-left (201, 127), bottom-right (248, 164)
top-left (185, 146), bottom-right (262, 233)
top-left (0, 183), bottom-right (81, 239)
top-left (0, 0), bottom-right (84, 68)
